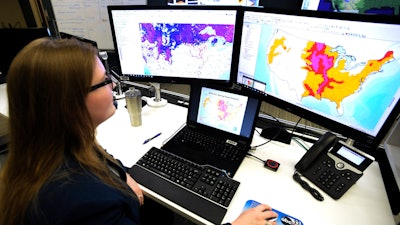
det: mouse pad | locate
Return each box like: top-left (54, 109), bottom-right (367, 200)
top-left (243, 200), bottom-right (304, 225)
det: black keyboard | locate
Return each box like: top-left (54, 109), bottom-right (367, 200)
top-left (129, 147), bottom-right (240, 224)
top-left (174, 127), bottom-right (247, 161)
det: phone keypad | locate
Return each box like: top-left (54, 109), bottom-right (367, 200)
top-left (315, 159), bottom-right (354, 189)
top-left (317, 168), bottom-right (342, 189)
top-left (305, 157), bottom-right (362, 199)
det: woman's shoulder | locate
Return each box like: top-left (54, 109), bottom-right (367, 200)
top-left (27, 161), bottom-right (140, 225)
top-left (41, 164), bottom-right (122, 202)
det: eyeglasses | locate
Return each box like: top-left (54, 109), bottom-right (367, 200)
top-left (89, 74), bottom-right (113, 92)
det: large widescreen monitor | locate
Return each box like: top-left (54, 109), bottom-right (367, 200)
top-left (108, 5), bottom-right (243, 84)
top-left (235, 8), bottom-right (400, 150)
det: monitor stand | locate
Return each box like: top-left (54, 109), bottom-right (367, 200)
top-left (147, 83), bottom-right (168, 107)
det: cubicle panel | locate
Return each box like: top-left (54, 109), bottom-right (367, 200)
top-left (47, 0), bottom-right (147, 50)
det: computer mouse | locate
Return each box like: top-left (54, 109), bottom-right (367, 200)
top-left (264, 209), bottom-right (277, 222)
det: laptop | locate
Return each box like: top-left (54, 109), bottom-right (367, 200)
top-left (161, 83), bottom-right (261, 176)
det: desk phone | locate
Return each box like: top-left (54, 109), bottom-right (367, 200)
top-left (295, 132), bottom-right (374, 199)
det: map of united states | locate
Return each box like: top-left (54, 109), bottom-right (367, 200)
top-left (267, 33), bottom-right (395, 115)
top-left (203, 96), bottom-right (243, 122)
top-left (198, 90), bottom-right (247, 135)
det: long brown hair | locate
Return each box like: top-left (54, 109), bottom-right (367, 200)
top-left (0, 38), bottom-right (133, 225)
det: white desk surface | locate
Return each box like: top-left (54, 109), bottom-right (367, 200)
top-left (0, 83), bottom-right (395, 225)
top-left (97, 97), bottom-right (395, 225)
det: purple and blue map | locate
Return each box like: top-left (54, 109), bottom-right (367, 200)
top-left (139, 23), bottom-right (235, 79)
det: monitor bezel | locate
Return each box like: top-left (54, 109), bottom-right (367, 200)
top-left (107, 5), bottom-right (245, 86)
top-left (235, 7), bottom-right (400, 151)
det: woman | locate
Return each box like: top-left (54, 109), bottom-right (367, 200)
top-left (0, 38), bottom-right (277, 225)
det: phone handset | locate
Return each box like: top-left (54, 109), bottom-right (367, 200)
top-left (295, 132), bottom-right (338, 172)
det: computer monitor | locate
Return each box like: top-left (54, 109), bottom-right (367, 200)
top-left (301, 0), bottom-right (400, 16)
top-left (235, 8), bottom-right (400, 151)
top-left (0, 28), bottom-right (51, 84)
top-left (107, 5), bottom-right (243, 106)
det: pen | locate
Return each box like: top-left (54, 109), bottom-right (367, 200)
top-left (143, 133), bottom-right (162, 145)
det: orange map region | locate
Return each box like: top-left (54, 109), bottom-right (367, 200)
top-left (300, 41), bottom-right (394, 109)
top-left (268, 38), bottom-right (394, 109)
top-left (203, 96), bottom-right (211, 107)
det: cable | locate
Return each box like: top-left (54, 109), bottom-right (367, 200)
top-left (291, 137), bottom-right (310, 151)
top-left (293, 171), bottom-right (324, 201)
top-left (251, 113), bottom-right (283, 150)
top-left (246, 152), bottom-right (266, 163)
top-left (290, 117), bottom-right (302, 135)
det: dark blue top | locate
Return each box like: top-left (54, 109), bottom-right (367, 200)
top-left (25, 159), bottom-right (140, 225)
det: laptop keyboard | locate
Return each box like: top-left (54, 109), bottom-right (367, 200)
top-left (129, 147), bottom-right (240, 224)
top-left (174, 127), bottom-right (247, 161)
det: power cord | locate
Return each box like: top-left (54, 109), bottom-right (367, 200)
top-left (293, 171), bottom-right (324, 201)
top-left (251, 113), bottom-right (283, 150)
top-left (290, 117), bottom-right (302, 135)
top-left (246, 152), bottom-right (265, 163)
top-left (291, 137), bottom-right (310, 151)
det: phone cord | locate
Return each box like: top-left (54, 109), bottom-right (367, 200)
top-left (293, 171), bottom-right (324, 201)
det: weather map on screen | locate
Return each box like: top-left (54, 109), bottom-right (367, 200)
top-left (197, 87), bottom-right (248, 135)
top-left (109, 7), bottom-right (239, 83)
top-left (237, 11), bottom-right (400, 137)
top-left (140, 23), bottom-right (234, 80)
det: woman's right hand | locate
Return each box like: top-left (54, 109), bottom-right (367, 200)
top-left (230, 204), bottom-right (278, 225)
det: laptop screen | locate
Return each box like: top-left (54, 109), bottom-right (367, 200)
top-left (188, 85), bottom-right (260, 139)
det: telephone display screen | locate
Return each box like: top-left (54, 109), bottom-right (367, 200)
top-left (330, 141), bottom-right (373, 171)
top-left (336, 146), bottom-right (365, 166)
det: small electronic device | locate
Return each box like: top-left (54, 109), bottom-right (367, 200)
top-left (264, 159), bottom-right (280, 172)
top-left (295, 132), bottom-right (374, 199)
